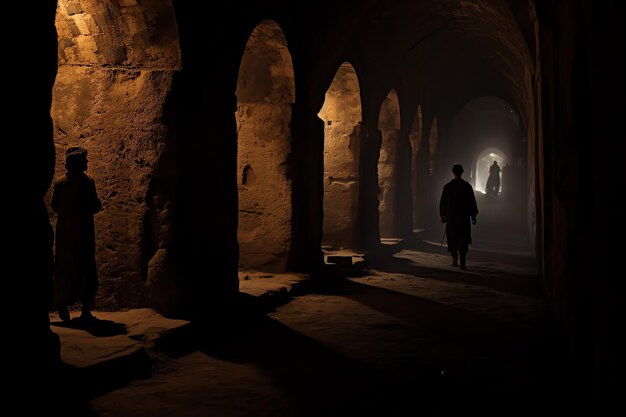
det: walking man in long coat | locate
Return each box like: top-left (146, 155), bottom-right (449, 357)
top-left (485, 160), bottom-right (501, 197)
top-left (439, 164), bottom-right (478, 270)
top-left (52, 147), bottom-right (102, 321)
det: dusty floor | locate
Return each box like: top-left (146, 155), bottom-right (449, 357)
top-left (45, 226), bottom-right (578, 416)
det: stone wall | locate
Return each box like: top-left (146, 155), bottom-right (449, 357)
top-left (538, 0), bottom-right (623, 399)
top-left (319, 63), bottom-right (362, 248)
top-left (51, 0), bottom-right (180, 308)
top-left (236, 103), bottom-right (293, 271)
top-left (236, 20), bottom-right (295, 272)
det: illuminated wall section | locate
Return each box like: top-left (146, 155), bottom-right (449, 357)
top-left (377, 90), bottom-right (401, 238)
top-left (318, 63), bottom-right (362, 248)
top-left (51, 0), bottom-right (180, 308)
top-left (236, 20), bottom-right (295, 272)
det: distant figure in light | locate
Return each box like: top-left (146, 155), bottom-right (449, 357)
top-left (52, 147), bottom-right (102, 321)
top-left (439, 164), bottom-right (478, 270)
top-left (485, 160), bottom-right (501, 197)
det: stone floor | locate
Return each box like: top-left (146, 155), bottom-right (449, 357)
top-left (50, 308), bottom-right (190, 369)
top-left (48, 231), bottom-right (584, 415)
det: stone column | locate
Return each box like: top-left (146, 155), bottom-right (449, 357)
top-left (393, 130), bottom-right (414, 237)
top-left (288, 103), bottom-right (325, 271)
top-left (357, 125), bottom-right (382, 249)
top-left (409, 124), bottom-right (422, 230)
top-left (17, 0), bottom-right (61, 382)
top-left (167, 77), bottom-right (240, 317)
top-left (415, 117), bottom-right (432, 228)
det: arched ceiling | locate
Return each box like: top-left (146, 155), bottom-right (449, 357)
top-left (342, 0), bottom-right (536, 124)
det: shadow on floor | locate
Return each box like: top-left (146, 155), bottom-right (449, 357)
top-left (179, 275), bottom-right (576, 415)
top-left (401, 230), bottom-right (534, 266)
top-left (68, 285), bottom-right (584, 415)
top-left (51, 316), bottom-right (128, 337)
top-left (196, 314), bottom-right (440, 417)
top-left (359, 234), bottom-right (541, 298)
top-left (39, 357), bottom-right (150, 414)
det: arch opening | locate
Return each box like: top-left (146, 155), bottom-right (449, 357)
top-left (445, 96), bottom-right (530, 253)
top-left (318, 62), bottom-right (362, 249)
top-left (377, 90), bottom-right (402, 238)
top-left (236, 20), bottom-right (295, 272)
top-left (475, 148), bottom-right (509, 194)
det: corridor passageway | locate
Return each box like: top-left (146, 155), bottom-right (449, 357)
top-left (88, 233), bottom-right (562, 415)
top-left (19, 0), bottom-right (621, 410)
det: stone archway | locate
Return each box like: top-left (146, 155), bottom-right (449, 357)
top-left (475, 148), bottom-right (510, 194)
top-left (377, 90), bottom-right (402, 238)
top-left (318, 62), bottom-right (363, 248)
top-left (236, 20), bottom-right (295, 272)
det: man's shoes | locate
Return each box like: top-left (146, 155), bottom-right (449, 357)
top-left (58, 307), bottom-right (70, 322)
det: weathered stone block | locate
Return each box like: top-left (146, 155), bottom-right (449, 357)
top-left (74, 35), bottom-right (99, 62)
top-left (55, 18), bottom-right (73, 39)
top-left (73, 14), bottom-right (93, 35)
top-left (62, 1), bottom-right (83, 16)
top-left (67, 19), bottom-right (82, 37)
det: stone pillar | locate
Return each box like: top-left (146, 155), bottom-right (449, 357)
top-left (393, 130), bottom-right (414, 237)
top-left (431, 118), bottom-right (453, 227)
top-left (357, 126), bottom-right (382, 249)
top-left (15, 0), bottom-right (61, 385)
top-left (288, 103), bottom-right (324, 271)
top-left (409, 126), bottom-right (422, 229)
top-left (167, 79), bottom-right (240, 317)
top-left (415, 117), bottom-right (432, 228)
top-left (322, 122), bottom-right (364, 248)
top-left (378, 128), bottom-right (400, 238)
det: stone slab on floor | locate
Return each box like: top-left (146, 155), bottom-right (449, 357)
top-left (50, 308), bottom-right (190, 369)
top-left (322, 247), bottom-right (367, 265)
top-left (47, 282), bottom-right (311, 396)
top-left (238, 271), bottom-right (306, 298)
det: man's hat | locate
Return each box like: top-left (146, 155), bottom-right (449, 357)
top-left (65, 146), bottom-right (88, 171)
top-left (452, 164), bottom-right (464, 174)
top-left (66, 146), bottom-right (87, 160)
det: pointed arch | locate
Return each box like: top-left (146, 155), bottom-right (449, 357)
top-left (377, 89), bottom-right (401, 237)
top-left (318, 62), bottom-right (363, 248)
top-left (475, 148), bottom-right (510, 194)
top-left (236, 20), bottom-right (295, 104)
top-left (236, 20), bottom-right (295, 271)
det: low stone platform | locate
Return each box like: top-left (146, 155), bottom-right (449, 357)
top-left (48, 275), bottom-right (313, 399)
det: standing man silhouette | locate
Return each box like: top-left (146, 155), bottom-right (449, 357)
top-left (439, 164), bottom-right (478, 270)
top-left (52, 147), bottom-right (102, 321)
top-left (485, 160), bottom-right (501, 197)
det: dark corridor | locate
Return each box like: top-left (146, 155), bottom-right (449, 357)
top-left (17, 0), bottom-right (623, 411)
